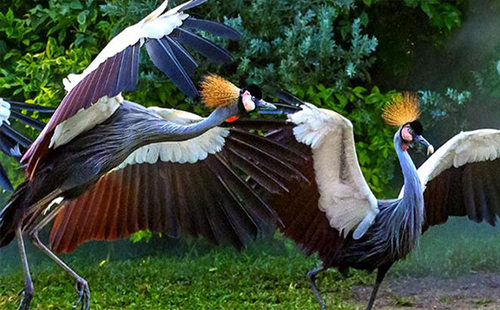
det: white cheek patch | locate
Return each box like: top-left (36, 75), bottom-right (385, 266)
top-left (402, 126), bottom-right (413, 142)
top-left (241, 91), bottom-right (255, 112)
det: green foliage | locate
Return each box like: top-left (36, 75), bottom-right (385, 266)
top-left (404, 0), bottom-right (463, 33)
top-left (130, 230), bottom-right (153, 243)
top-left (0, 1), bottom-right (110, 106)
top-left (418, 88), bottom-right (471, 131)
top-left (293, 84), bottom-right (398, 196)
top-left (226, 0), bottom-right (378, 89)
top-left (473, 57), bottom-right (500, 98)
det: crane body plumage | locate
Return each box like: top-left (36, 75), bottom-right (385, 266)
top-left (0, 100), bottom-right (240, 247)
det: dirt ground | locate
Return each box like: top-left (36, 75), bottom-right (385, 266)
top-left (351, 272), bottom-right (500, 310)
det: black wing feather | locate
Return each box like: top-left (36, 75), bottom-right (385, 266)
top-left (146, 38), bottom-right (198, 97)
top-left (182, 17), bottom-right (242, 40)
top-left (174, 28), bottom-right (233, 64)
top-left (10, 111), bottom-right (46, 131)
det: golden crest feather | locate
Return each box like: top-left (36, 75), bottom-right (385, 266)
top-left (200, 75), bottom-right (240, 108)
top-left (382, 92), bottom-right (420, 127)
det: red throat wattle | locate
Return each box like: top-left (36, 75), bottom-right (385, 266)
top-left (225, 116), bottom-right (239, 123)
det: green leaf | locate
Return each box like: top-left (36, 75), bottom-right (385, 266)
top-left (420, 2), bottom-right (433, 18)
top-left (77, 11), bottom-right (87, 25)
top-left (70, 0), bottom-right (83, 10)
top-left (6, 9), bottom-right (14, 23)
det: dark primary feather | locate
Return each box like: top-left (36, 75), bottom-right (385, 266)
top-left (165, 37), bottom-right (198, 76)
top-left (183, 17), bottom-right (242, 40)
top-left (0, 133), bottom-right (22, 157)
top-left (174, 28), bottom-right (233, 64)
top-left (0, 124), bottom-right (32, 148)
top-left (423, 158), bottom-right (500, 231)
top-left (146, 38), bottom-right (198, 97)
top-left (177, 0), bottom-right (209, 12)
top-left (10, 110), bottom-right (46, 131)
top-left (6, 100), bottom-right (55, 113)
top-left (0, 164), bottom-right (13, 192)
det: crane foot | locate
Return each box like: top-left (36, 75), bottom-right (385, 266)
top-left (307, 267), bottom-right (327, 310)
top-left (73, 277), bottom-right (90, 310)
top-left (17, 283), bottom-right (33, 310)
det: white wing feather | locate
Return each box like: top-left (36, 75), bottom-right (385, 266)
top-left (116, 107), bottom-right (229, 169)
top-left (63, 0), bottom-right (190, 92)
top-left (50, 95), bottom-right (122, 149)
top-left (0, 98), bottom-right (11, 126)
top-left (289, 104), bottom-right (379, 239)
top-left (400, 129), bottom-right (500, 197)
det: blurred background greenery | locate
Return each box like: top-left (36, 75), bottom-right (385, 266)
top-left (1, 0), bottom-right (500, 309)
top-left (1, 0), bottom-right (499, 197)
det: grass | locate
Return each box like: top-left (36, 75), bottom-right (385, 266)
top-left (0, 218), bottom-right (499, 309)
top-left (0, 238), bottom-right (365, 310)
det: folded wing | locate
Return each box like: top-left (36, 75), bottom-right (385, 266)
top-left (288, 103), bottom-right (379, 239)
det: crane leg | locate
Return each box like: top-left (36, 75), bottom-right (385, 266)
top-left (16, 227), bottom-right (34, 310)
top-left (307, 267), bottom-right (327, 310)
top-left (27, 203), bottom-right (91, 310)
top-left (366, 263), bottom-right (392, 310)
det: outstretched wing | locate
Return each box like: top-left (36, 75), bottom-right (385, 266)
top-left (0, 98), bottom-right (54, 191)
top-left (412, 129), bottom-right (500, 231)
top-left (22, 0), bottom-right (240, 178)
top-left (288, 103), bottom-right (379, 239)
top-left (48, 111), bottom-right (309, 253)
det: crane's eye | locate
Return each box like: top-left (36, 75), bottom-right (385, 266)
top-left (251, 96), bottom-right (256, 102)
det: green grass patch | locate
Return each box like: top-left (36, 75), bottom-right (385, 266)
top-left (1, 218), bottom-right (499, 309)
top-left (0, 238), bottom-right (366, 310)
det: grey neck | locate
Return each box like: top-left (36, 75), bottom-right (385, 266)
top-left (136, 104), bottom-right (238, 147)
top-left (394, 131), bottom-right (423, 208)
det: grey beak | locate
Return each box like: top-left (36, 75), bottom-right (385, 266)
top-left (415, 135), bottom-right (434, 156)
top-left (255, 99), bottom-right (277, 111)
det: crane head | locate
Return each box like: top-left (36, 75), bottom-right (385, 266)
top-left (400, 120), bottom-right (434, 155)
top-left (239, 84), bottom-right (277, 112)
top-left (200, 75), bottom-right (277, 122)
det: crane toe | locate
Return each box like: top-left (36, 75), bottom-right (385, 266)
top-left (73, 278), bottom-right (90, 310)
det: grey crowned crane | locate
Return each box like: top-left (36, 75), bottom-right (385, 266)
top-left (0, 1), bottom-right (308, 309)
top-left (250, 92), bottom-right (500, 310)
top-left (0, 98), bottom-right (54, 191)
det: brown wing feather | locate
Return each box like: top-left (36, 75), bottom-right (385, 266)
top-left (423, 158), bottom-right (500, 232)
top-left (49, 125), bottom-right (308, 253)
top-left (257, 127), bottom-right (346, 268)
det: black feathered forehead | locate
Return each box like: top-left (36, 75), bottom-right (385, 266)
top-left (408, 120), bottom-right (423, 135)
top-left (244, 84), bottom-right (262, 99)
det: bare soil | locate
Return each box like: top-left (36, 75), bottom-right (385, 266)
top-left (351, 272), bottom-right (500, 310)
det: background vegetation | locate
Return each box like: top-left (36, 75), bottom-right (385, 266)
top-left (0, 0), bottom-right (500, 309)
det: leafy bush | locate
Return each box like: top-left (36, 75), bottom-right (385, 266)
top-left (0, 0), bottom-right (475, 199)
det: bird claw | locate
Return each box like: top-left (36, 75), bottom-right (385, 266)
top-left (17, 286), bottom-right (33, 310)
top-left (73, 278), bottom-right (90, 310)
